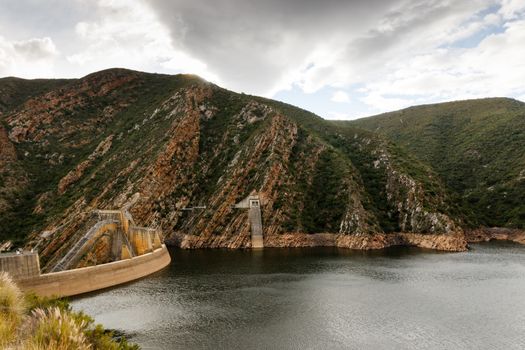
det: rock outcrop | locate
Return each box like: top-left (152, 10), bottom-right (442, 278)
top-left (465, 227), bottom-right (525, 245)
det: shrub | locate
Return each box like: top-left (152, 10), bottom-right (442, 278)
top-left (0, 271), bottom-right (25, 348)
top-left (0, 275), bottom-right (139, 349)
top-left (23, 307), bottom-right (90, 350)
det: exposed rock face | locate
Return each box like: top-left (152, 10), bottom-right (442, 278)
top-left (58, 135), bottom-right (114, 194)
top-left (5, 69), bottom-right (138, 144)
top-left (0, 68), bottom-right (491, 260)
top-left (176, 231), bottom-right (468, 252)
top-left (344, 133), bottom-right (459, 235)
top-left (350, 98), bottom-right (525, 229)
top-left (465, 227), bottom-right (525, 245)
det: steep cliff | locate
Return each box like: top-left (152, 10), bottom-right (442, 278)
top-left (0, 69), bottom-right (467, 262)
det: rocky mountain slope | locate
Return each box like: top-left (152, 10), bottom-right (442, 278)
top-left (348, 98), bottom-right (525, 229)
top-left (0, 69), bottom-right (475, 262)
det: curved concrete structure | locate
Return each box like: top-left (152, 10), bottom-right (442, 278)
top-left (17, 245), bottom-right (171, 297)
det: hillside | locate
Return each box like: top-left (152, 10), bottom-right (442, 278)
top-left (0, 69), bottom-right (468, 263)
top-left (348, 98), bottom-right (525, 228)
top-left (0, 77), bottom-right (72, 114)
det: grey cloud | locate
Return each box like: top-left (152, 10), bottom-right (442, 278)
top-left (148, 0), bottom-right (402, 94)
top-left (146, 0), bottom-right (493, 95)
top-left (13, 37), bottom-right (57, 59)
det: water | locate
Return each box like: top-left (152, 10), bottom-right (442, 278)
top-left (72, 242), bottom-right (525, 349)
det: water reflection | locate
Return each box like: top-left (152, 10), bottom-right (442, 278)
top-left (72, 242), bottom-right (525, 349)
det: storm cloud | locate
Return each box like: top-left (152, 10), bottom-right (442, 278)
top-left (0, 0), bottom-right (524, 117)
top-left (146, 0), bottom-right (501, 95)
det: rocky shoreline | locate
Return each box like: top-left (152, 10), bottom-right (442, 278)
top-left (169, 231), bottom-right (469, 252)
top-left (465, 227), bottom-right (525, 245)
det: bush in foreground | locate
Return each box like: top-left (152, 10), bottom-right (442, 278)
top-left (0, 272), bottom-right (25, 347)
top-left (0, 272), bottom-right (138, 349)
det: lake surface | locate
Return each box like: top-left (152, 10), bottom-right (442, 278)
top-left (72, 242), bottom-right (525, 349)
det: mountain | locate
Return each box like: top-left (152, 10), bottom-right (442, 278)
top-left (0, 77), bottom-right (71, 114)
top-left (1, 69), bottom-right (499, 264)
top-left (348, 98), bottom-right (525, 229)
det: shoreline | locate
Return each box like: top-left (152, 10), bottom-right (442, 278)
top-left (168, 228), bottom-right (525, 252)
top-left (465, 227), bottom-right (525, 245)
top-left (169, 232), bottom-right (470, 252)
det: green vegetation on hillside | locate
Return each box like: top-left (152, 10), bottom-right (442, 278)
top-left (0, 77), bottom-right (72, 115)
top-left (0, 71), bottom-right (206, 243)
top-left (253, 96), bottom-right (459, 232)
top-left (302, 149), bottom-right (348, 232)
top-left (348, 98), bottom-right (525, 228)
top-left (3, 69), bottom-right (519, 249)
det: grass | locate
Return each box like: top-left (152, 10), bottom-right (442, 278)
top-left (0, 272), bottom-right (25, 347)
top-left (23, 307), bottom-right (91, 350)
top-left (0, 272), bottom-right (139, 349)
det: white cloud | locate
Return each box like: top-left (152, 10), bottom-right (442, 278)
top-left (63, 0), bottom-right (219, 82)
top-left (499, 0), bottom-right (525, 19)
top-left (0, 36), bottom-right (58, 78)
top-left (358, 18), bottom-right (525, 111)
top-left (0, 0), bottom-right (524, 117)
top-left (330, 90), bottom-right (351, 103)
top-left (12, 37), bottom-right (58, 59)
top-left (361, 93), bottom-right (415, 113)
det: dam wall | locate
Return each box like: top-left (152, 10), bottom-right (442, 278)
top-left (16, 244), bottom-right (171, 297)
top-left (0, 252), bottom-right (40, 280)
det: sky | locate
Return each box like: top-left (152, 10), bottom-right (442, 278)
top-left (0, 0), bottom-right (524, 119)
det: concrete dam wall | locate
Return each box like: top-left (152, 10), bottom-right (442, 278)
top-left (16, 245), bottom-right (170, 297)
top-left (0, 209), bottom-right (171, 297)
top-left (0, 252), bottom-right (40, 280)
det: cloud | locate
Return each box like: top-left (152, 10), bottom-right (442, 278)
top-left (0, 0), bottom-right (524, 117)
top-left (148, 0), bottom-right (399, 95)
top-left (331, 90), bottom-right (350, 103)
top-left (64, 0), bottom-right (219, 82)
top-left (0, 36), bottom-right (58, 77)
top-left (12, 37), bottom-right (58, 59)
top-left (146, 0), bottom-right (521, 107)
top-left (359, 18), bottom-right (525, 111)
top-left (361, 93), bottom-right (416, 113)
top-left (499, 0), bottom-right (525, 19)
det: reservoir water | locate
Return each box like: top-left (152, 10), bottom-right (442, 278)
top-left (72, 242), bottom-right (525, 349)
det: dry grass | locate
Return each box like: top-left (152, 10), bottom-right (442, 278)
top-left (22, 307), bottom-right (91, 350)
top-left (0, 271), bottom-right (26, 348)
top-left (0, 272), bottom-right (137, 349)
